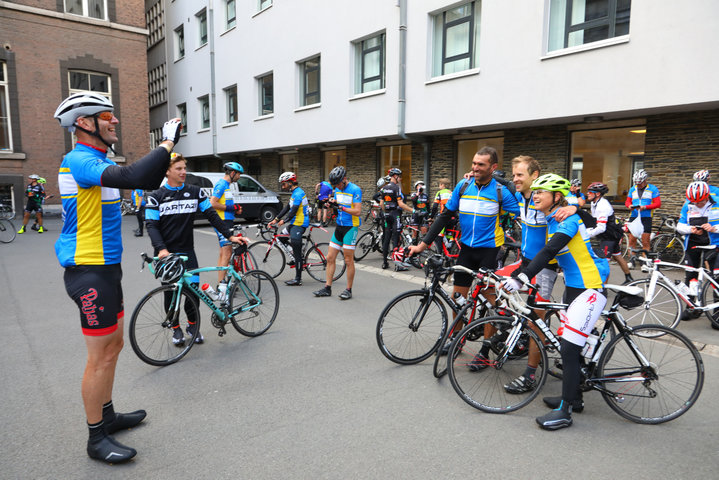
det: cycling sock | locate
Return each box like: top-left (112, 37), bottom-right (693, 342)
top-left (479, 344), bottom-right (491, 358)
top-left (102, 401), bottom-right (115, 423)
top-left (88, 420), bottom-right (106, 442)
top-left (524, 366), bottom-right (537, 380)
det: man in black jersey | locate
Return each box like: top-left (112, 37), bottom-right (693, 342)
top-left (145, 153), bottom-right (245, 345)
top-left (379, 168), bottom-right (413, 269)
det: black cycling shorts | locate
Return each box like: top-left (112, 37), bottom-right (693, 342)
top-left (25, 202), bottom-right (42, 213)
top-left (454, 244), bottom-right (500, 287)
top-left (597, 238), bottom-right (622, 257)
top-left (64, 264), bottom-right (123, 336)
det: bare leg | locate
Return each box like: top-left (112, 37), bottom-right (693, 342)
top-left (82, 317), bottom-right (124, 423)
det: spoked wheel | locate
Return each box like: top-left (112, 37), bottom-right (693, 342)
top-left (376, 290), bottom-right (448, 365)
top-left (305, 243), bottom-right (345, 282)
top-left (129, 284), bottom-right (200, 366)
top-left (597, 325), bottom-right (704, 424)
top-left (620, 279), bottom-right (681, 331)
top-left (651, 234), bottom-right (686, 264)
top-left (447, 316), bottom-right (548, 413)
top-left (354, 232), bottom-right (375, 261)
top-left (247, 241), bottom-right (285, 278)
top-left (229, 270), bottom-right (279, 336)
top-left (0, 219), bottom-right (16, 243)
top-left (701, 280), bottom-right (719, 329)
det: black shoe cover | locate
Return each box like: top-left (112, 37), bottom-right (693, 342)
top-left (105, 410), bottom-right (147, 434)
top-left (87, 435), bottom-right (137, 463)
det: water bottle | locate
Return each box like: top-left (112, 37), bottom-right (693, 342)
top-left (217, 282), bottom-right (228, 302)
top-left (688, 279), bottom-right (699, 297)
top-left (201, 283), bottom-right (220, 301)
top-left (675, 280), bottom-right (691, 297)
top-left (453, 292), bottom-right (467, 308)
top-left (582, 331), bottom-right (599, 360)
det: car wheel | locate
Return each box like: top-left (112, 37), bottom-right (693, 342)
top-left (260, 206), bottom-right (278, 223)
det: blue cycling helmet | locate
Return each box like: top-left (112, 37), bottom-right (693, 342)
top-left (224, 162), bottom-right (244, 174)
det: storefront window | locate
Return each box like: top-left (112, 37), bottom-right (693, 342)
top-left (380, 145), bottom-right (412, 194)
top-left (324, 149), bottom-right (346, 180)
top-left (456, 137), bottom-right (504, 181)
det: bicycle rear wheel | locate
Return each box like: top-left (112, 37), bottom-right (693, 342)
top-left (447, 316), bottom-right (548, 413)
top-left (247, 241), bottom-right (285, 278)
top-left (651, 234), bottom-right (686, 264)
top-left (354, 232), bottom-right (375, 261)
top-left (621, 278), bottom-right (681, 330)
top-left (305, 243), bottom-right (345, 282)
top-left (376, 290), bottom-right (448, 365)
top-left (701, 280), bottom-right (719, 329)
top-left (229, 270), bottom-right (279, 336)
top-left (597, 325), bottom-right (704, 424)
top-left (129, 284), bottom-right (200, 366)
top-left (0, 219), bottom-right (16, 243)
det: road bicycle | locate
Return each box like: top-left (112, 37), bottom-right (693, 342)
top-left (649, 215), bottom-right (685, 264)
top-left (120, 197), bottom-right (136, 216)
top-left (129, 253), bottom-right (279, 366)
top-left (359, 200), bottom-right (382, 232)
top-left (227, 224), bottom-right (260, 273)
top-left (0, 203), bottom-right (17, 243)
top-left (446, 279), bottom-right (704, 424)
top-left (354, 213), bottom-right (385, 261)
top-left (248, 223), bottom-right (346, 281)
top-left (626, 246), bottom-right (719, 329)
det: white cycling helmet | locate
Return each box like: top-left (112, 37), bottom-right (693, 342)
top-left (377, 177), bottom-right (386, 188)
top-left (28, 174), bottom-right (40, 180)
top-left (54, 92), bottom-right (114, 132)
top-left (633, 169), bottom-right (648, 184)
top-left (414, 180), bottom-right (425, 189)
top-left (278, 171), bottom-right (297, 183)
top-left (693, 170), bottom-right (710, 182)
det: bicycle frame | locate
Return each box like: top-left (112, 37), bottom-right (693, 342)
top-left (639, 255), bottom-right (719, 311)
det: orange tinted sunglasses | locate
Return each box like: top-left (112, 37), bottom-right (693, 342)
top-left (95, 111), bottom-right (114, 121)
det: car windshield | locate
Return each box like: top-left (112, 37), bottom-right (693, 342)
top-left (237, 176), bottom-right (261, 193)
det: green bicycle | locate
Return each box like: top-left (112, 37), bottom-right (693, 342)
top-left (129, 252), bottom-right (279, 366)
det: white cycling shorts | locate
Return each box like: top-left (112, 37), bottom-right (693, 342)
top-left (557, 289), bottom-right (607, 347)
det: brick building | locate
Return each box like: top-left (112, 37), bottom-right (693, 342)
top-left (0, 0), bottom-right (149, 211)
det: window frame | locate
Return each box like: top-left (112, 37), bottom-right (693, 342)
top-left (177, 103), bottom-right (187, 136)
top-left (174, 25), bottom-right (185, 60)
top-left (258, 72), bottom-right (274, 116)
top-left (196, 9), bottom-right (208, 48)
top-left (354, 32), bottom-right (386, 95)
top-left (64, 0), bottom-right (108, 20)
top-left (299, 56), bottom-right (321, 107)
top-left (546, 0), bottom-right (631, 53)
top-left (258, 0), bottom-right (273, 13)
top-left (198, 95), bottom-right (210, 130)
top-left (224, 85), bottom-right (238, 124)
top-left (431, 1), bottom-right (481, 78)
top-left (67, 70), bottom-right (113, 152)
top-left (225, 0), bottom-right (236, 30)
top-left (0, 61), bottom-right (13, 152)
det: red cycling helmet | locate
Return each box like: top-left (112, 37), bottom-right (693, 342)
top-left (686, 181), bottom-right (710, 203)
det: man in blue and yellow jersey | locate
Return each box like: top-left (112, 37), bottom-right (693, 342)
top-left (313, 166), bottom-right (362, 300)
top-left (53, 92), bottom-right (182, 463)
top-left (625, 168), bottom-right (661, 262)
top-left (131, 188), bottom-right (146, 237)
top-left (210, 162), bottom-right (244, 282)
top-left (269, 171), bottom-right (310, 286)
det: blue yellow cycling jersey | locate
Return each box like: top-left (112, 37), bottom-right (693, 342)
top-left (334, 182), bottom-right (362, 227)
top-left (547, 212), bottom-right (609, 289)
top-left (318, 181), bottom-right (332, 201)
top-left (516, 192), bottom-right (548, 261)
top-left (55, 143), bottom-right (122, 267)
top-left (446, 178), bottom-right (520, 248)
top-left (132, 189), bottom-right (145, 207)
top-left (678, 199), bottom-right (719, 247)
top-left (289, 187), bottom-right (310, 227)
top-left (212, 178), bottom-right (234, 220)
top-left (627, 184), bottom-right (660, 218)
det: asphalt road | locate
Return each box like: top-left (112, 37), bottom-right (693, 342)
top-left (1, 216), bottom-right (718, 479)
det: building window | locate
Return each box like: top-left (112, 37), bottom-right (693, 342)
top-left (146, 2), bottom-right (164, 48)
top-left (548, 0), bottom-right (631, 52)
top-left (456, 137), bottom-right (504, 182)
top-left (174, 25), bottom-right (185, 60)
top-left (226, 0), bottom-right (236, 29)
top-left (225, 85), bottom-right (238, 123)
top-left (354, 32), bottom-right (385, 94)
top-left (148, 64), bottom-right (166, 107)
top-left (380, 145), bottom-right (412, 193)
top-left (65, 0), bottom-right (107, 20)
top-left (323, 150), bottom-right (346, 180)
top-left (177, 103), bottom-right (187, 135)
top-left (258, 73), bottom-right (273, 115)
top-left (0, 62), bottom-right (12, 151)
top-left (432, 1), bottom-right (481, 77)
top-left (570, 125), bottom-right (645, 204)
top-left (68, 70), bottom-right (112, 151)
top-left (281, 153), bottom-right (299, 174)
top-left (299, 57), bottom-right (320, 107)
top-left (197, 9), bottom-right (208, 47)
top-left (198, 95), bottom-right (210, 130)
top-left (258, 0), bottom-right (272, 12)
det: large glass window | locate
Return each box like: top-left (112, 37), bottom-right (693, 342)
top-left (380, 145), bottom-right (412, 194)
top-left (177, 103), bottom-right (187, 135)
top-left (456, 137), bottom-right (504, 181)
top-left (355, 33), bottom-right (385, 94)
top-left (258, 73), bottom-right (273, 115)
top-left (226, 0), bottom-right (236, 29)
top-left (174, 25), bottom-right (185, 60)
top-left (299, 57), bottom-right (320, 107)
top-left (570, 125), bottom-right (645, 204)
top-left (432, 2), bottom-right (481, 77)
top-left (225, 85), bottom-right (238, 123)
top-left (198, 95), bottom-right (210, 130)
top-left (0, 62), bottom-right (12, 151)
top-left (65, 0), bottom-right (107, 20)
top-left (197, 9), bottom-right (208, 47)
top-left (258, 0), bottom-right (272, 12)
top-left (281, 153), bottom-right (299, 174)
top-left (548, 0), bottom-right (631, 52)
top-left (324, 150), bottom-right (346, 181)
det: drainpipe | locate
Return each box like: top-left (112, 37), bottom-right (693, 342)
top-left (209, 0), bottom-right (219, 160)
top-left (397, 0), bottom-right (430, 186)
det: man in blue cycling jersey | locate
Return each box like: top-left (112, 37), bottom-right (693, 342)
top-left (315, 180), bottom-right (333, 226)
top-left (270, 171), bottom-right (310, 286)
top-left (54, 92), bottom-right (182, 462)
top-left (211, 162), bottom-right (244, 283)
top-left (131, 188), bottom-right (146, 236)
top-left (625, 169), bottom-right (661, 262)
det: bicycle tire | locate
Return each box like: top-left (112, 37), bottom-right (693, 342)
top-left (621, 278), bottom-right (681, 330)
top-left (542, 310), bottom-right (564, 380)
top-left (305, 243), bottom-right (345, 282)
top-left (229, 269), bottom-right (279, 336)
top-left (129, 284), bottom-right (200, 366)
top-left (0, 219), bottom-right (16, 243)
top-left (597, 325), bottom-right (704, 424)
top-left (433, 299), bottom-right (493, 378)
top-left (620, 233), bottom-right (630, 258)
top-left (701, 280), bottom-right (719, 328)
top-left (651, 234), bottom-right (686, 264)
top-left (247, 241), bottom-right (286, 278)
top-left (376, 290), bottom-right (448, 365)
top-left (354, 231), bottom-right (375, 261)
top-left (447, 316), bottom-right (548, 413)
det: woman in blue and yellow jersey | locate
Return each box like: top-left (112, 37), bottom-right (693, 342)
top-left (269, 171), bottom-right (310, 286)
top-left (502, 173), bottom-right (609, 431)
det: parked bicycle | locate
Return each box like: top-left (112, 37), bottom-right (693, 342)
top-left (129, 253), bottom-right (279, 366)
top-left (120, 197), bottom-right (135, 216)
top-left (0, 203), bottom-right (17, 243)
top-left (446, 278), bottom-right (704, 424)
top-left (649, 215), bottom-right (686, 264)
top-left (248, 222), bottom-right (346, 281)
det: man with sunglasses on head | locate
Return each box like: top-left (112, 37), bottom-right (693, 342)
top-left (54, 92), bottom-right (182, 463)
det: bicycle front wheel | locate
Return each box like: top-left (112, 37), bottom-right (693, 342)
top-left (229, 270), bottom-right (279, 336)
top-left (129, 284), bottom-right (200, 366)
top-left (0, 219), bottom-right (16, 243)
top-left (376, 290), bottom-right (448, 365)
top-left (597, 325), bottom-right (704, 424)
top-left (247, 241), bottom-right (285, 278)
top-left (651, 234), bottom-right (686, 264)
top-left (621, 278), bottom-right (681, 330)
top-left (354, 232), bottom-right (375, 261)
top-left (305, 243), bottom-right (345, 282)
top-left (701, 280), bottom-right (719, 328)
top-left (447, 316), bottom-right (548, 413)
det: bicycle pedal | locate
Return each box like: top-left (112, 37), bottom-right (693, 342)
top-left (218, 328), bottom-right (226, 337)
